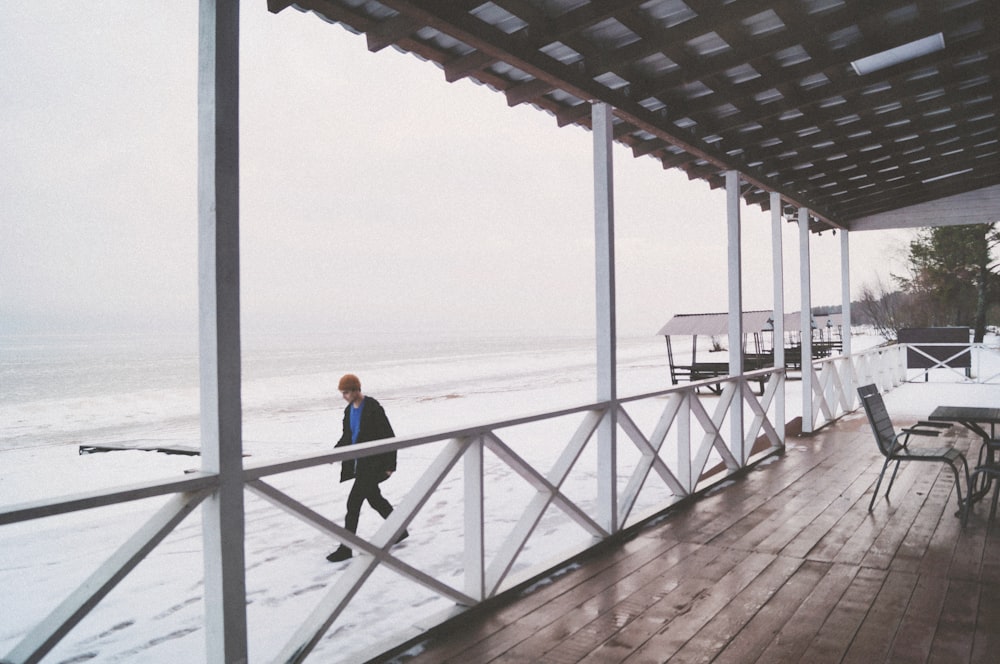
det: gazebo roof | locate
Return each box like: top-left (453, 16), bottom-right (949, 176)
top-left (270, 0), bottom-right (999, 232)
top-left (657, 310), bottom-right (775, 336)
top-left (657, 310), bottom-right (843, 336)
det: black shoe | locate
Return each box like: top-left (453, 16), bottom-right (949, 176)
top-left (326, 545), bottom-right (352, 562)
top-left (395, 529), bottom-right (410, 544)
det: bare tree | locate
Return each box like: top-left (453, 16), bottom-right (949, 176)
top-left (856, 278), bottom-right (922, 341)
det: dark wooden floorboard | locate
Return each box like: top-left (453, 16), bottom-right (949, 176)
top-left (928, 579), bottom-right (979, 663)
top-left (798, 566), bottom-right (888, 663)
top-left (387, 415), bottom-right (999, 664)
top-left (887, 572), bottom-right (949, 662)
top-left (753, 562), bottom-right (857, 663)
top-left (972, 581), bottom-right (1000, 661)
top-left (841, 569), bottom-right (917, 663)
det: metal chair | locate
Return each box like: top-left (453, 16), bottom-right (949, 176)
top-left (857, 384), bottom-right (970, 523)
top-left (969, 464), bottom-right (1000, 522)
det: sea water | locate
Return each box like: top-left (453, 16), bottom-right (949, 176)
top-left (0, 331), bottom-right (673, 454)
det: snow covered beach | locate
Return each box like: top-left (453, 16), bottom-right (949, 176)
top-left (1, 332), bottom-right (680, 662)
top-left (5, 330), bottom-right (990, 663)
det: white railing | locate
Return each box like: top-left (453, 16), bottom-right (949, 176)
top-left (800, 341), bottom-right (1000, 433)
top-left (7, 355), bottom-right (884, 664)
top-left (898, 341), bottom-right (1000, 384)
top-left (804, 343), bottom-right (906, 431)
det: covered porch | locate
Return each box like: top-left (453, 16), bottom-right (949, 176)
top-left (388, 381), bottom-right (1000, 663)
top-left (3, 1), bottom-right (999, 662)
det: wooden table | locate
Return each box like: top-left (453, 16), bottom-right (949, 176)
top-left (928, 405), bottom-right (1000, 503)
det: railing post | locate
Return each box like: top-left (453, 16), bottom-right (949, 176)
top-left (726, 171), bottom-right (745, 462)
top-left (464, 435), bottom-right (485, 602)
top-left (592, 101), bottom-right (618, 533)
top-left (677, 393), bottom-right (692, 492)
top-left (198, 0), bottom-right (248, 661)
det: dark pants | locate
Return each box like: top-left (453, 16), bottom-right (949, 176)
top-left (345, 475), bottom-right (393, 533)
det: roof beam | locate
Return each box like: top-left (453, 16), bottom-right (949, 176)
top-left (444, 51), bottom-right (495, 82)
top-left (849, 183), bottom-right (1000, 230)
top-left (367, 15), bottom-right (422, 52)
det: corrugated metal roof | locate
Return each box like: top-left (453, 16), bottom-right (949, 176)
top-left (657, 310), bottom-right (774, 336)
top-left (272, 0), bottom-right (1000, 232)
top-left (657, 310), bottom-right (843, 336)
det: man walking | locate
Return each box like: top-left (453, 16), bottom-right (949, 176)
top-left (327, 374), bottom-right (407, 562)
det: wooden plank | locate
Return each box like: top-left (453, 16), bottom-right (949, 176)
top-left (947, 509), bottom-right (988, 582)
top-left (797, 566), bottom-right (888, 662)
top-left (705, 441), bottom-right (858, 552)
top-left (752, 563), bottom-right (858, 663)
top-left (927, 579), bottom-right (979, 663)
top-left (499, 542), bottom-right (726, 662)
top-left (810, 457), bottom-right (922, 565)
top-left (773, 432), bottom-right (885, 562)
top-left (78, 443), bottom-right (200, 456)
top-left (971, 582), bottom-right (1000, 662)
top-left (614, 552), bottom-right (778, 663)
top-left (917, 479), bottom-right (965, 579)
top-left (890, 469), bottom-right (956, 573)
top-left (840, 569), bottom-right (918, 663)
top-left (672, 438), bottom-right (844, 546)
top-left (779, 453), bottom-right (879, 559)
top-left (666, 555), bottom-right (806, 663)
top-left (703, 559), bottom-right (830, 664)
top-left (411, 532), bottom-right (687, 663)
top-left (836, 460), bottom-right (928, 565)
top-left (741, 444), bottom-right (872, 555)
top-left (979, 525), bottom-right (1000, 584)
top-left (859, 465), bottom-right (939, 570)
top-left (887, 572), bottom-right (949, 662)
top-left (486, 541), bottom-right (711, 661)
top-left (574, 546), bottom-right (758, 663)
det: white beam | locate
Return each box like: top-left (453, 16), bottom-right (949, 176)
top-left (464, 436), bottom-right (485, 602)
top-left (799, 208), bottom-right (813, 434)
top-left (726, 171), bottom-right (744, 461)
top-left (840, 229), bottom-right (853, 408)
top-left (840, 230), bottom-right (852, 357)
top-left (592, 101), bottom-right (617, 532)
top-left (198, 1), bottom-right (247, 662)
top-left (770, 192), bottom-right (785, 445)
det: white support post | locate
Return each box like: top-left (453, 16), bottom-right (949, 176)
top-left (840, 229), bottom-right (852, 357)
top-left (464, 436), bottom-right (485, 602)
top-left (726, 171), bottom-right (745, 462)
top-left (592, 101), bottom-right (617, 533)
top-left (798, 208), bottom-right (814, 434)
top-left (198, 1), bottom-right (247, 662)
top-left (770, 192), bottom-right (785, 445)
top-left (840, 229), bottom-right (853, 407)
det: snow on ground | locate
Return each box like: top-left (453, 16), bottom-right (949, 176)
top-left (5, 335), bottom-right (1000, 662)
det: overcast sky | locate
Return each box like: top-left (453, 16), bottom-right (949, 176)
top-left (0, 2), bottom-right (915, 340)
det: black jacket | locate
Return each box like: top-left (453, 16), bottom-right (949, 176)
top-left (335, 396), bottom-right (396, 482)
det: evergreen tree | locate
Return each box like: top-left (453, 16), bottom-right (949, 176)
top-left (897, 223), bottom-right (1000, 341)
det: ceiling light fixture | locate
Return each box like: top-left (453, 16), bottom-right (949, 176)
top-left (850, 33), bottom-right (945, 76)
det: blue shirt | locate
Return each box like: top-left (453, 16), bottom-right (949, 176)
top-left (350, 398), bottom-right (365, 444)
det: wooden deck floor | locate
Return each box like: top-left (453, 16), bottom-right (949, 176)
top-left (383, 410), bottom-right (1000, 664)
